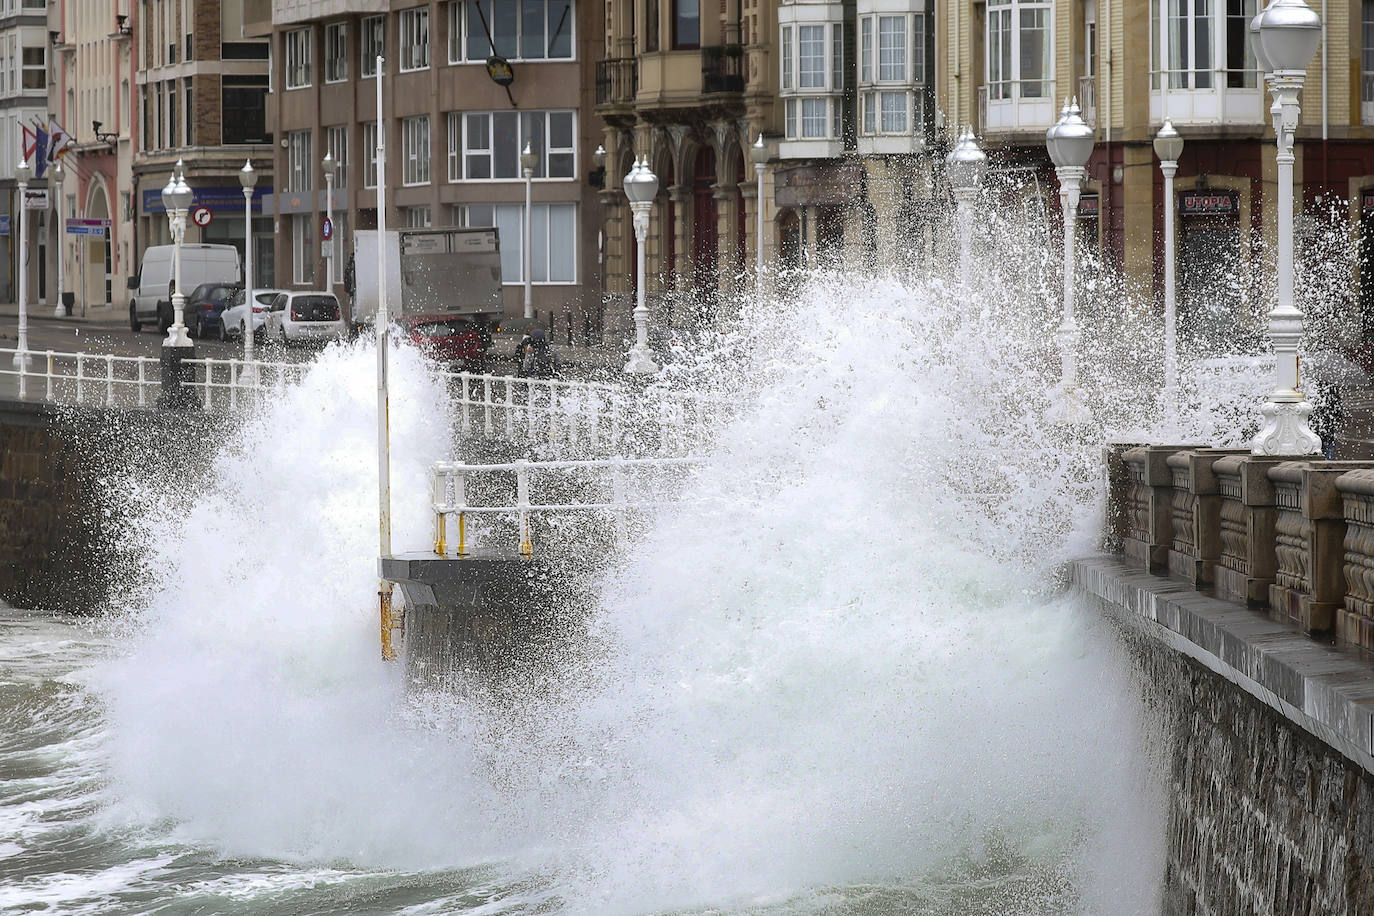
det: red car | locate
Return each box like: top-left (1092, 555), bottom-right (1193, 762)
top-left (401, 314), bottom-right (491, 371)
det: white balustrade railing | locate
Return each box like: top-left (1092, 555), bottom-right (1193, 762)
top-left (0, 347), bottom-right (308, 410)
top-left (430, 455), bottom-right (704, 557)
top-left (441, 368), bottom-right (723, 453)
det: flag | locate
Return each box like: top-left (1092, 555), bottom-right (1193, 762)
top-left (46, 120), bottom-right (72, 161)
top-left (20, 124), bottom-right (34, 164)
top-left (25, 120), bottom-right (48, 178)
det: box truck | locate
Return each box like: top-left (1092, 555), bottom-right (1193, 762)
top-left (350, 227), bottom-right (503, 325)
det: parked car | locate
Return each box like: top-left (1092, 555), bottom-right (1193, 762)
top-left (219, 288), bottom-right (288, 342)
top-left (264, 291), bottom-right (348, 346)
top-left (184, 282), bottom-right (239, 339)
top-left (128, 244), bottom-right (241, 333)
top-left (400, 314), bottom-right (493, 371)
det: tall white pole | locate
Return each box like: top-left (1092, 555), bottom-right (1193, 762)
top-left (523, 159), bottom-right (533, 319)
top-left (13, 167), bottom-right (29, 369)
top-left (954, 191), bottom-right (974, 288)
top-left (375, 53), bottom-right (397, 660)
top-left (325, 167), bottom-right (335, 292)
top-left (242, 177), bottom-right (255, 369)
top-left (1162, 160), bottom-right (1178, 416)
top-left (754, 161), bottom-right (764, 298)
top-left (1253, 70), bottom-right (1319, 455)
top-left (1051, 164), bottom-right (1089, 423)
top-left (52, 165), bottom-right (63, 316)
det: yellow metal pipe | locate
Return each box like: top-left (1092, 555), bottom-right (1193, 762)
top-left (457, 511), bottom-right (468, 557)
top-left (434, 512), bottom-right (447, 556)
top-left (379, 583), bottom-right (397, 661)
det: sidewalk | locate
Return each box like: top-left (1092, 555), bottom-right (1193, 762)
top-left (0, 302), bottom-right (127, 330)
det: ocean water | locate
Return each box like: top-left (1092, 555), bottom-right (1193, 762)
top-left (0, 266), bottom-right (1182, 915)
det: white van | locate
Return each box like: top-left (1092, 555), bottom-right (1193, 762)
top-left (128, 244), bottom-right (241, 333)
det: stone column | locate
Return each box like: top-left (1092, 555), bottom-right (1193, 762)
top-left (713, 182), bottom-right (739, 289)
top-left (739, 180), bottom-right (757, 289)
top-left (668, 184), bottom-right (690, 293)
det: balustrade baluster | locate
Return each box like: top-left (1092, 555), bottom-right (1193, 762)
top-left (105, 355), bottom-right (115, 406)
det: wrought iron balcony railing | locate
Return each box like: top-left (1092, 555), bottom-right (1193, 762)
top-left (596, 57), bottom-right (637, 107)
top-left (701, 45), bottom-right (745, 95)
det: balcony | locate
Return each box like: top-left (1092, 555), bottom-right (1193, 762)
top-left (701, 45), bottom-right (745, 95)
top-left (596, 57), bottom-right (637, 109)
top-left (1148, 71), bottom-right (1263, 127)
top-left (978, 81), bottom-right (1060, 137)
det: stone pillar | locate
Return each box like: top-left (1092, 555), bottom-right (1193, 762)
top-left (1166, 449), bottom-right (1250, 586)
top-left (1268, 461), bottom-right (1351, 635)
top-left (739, 180), bottom-right (757, 290)
top-left (713, 182), bottom-right (739, 288)
top-left (1122, 444), bottom-right (1197, 574)
top-left (1213, 455), bottom-right (1291, 606)
top-left (1336, 468), bottom-right (1374, 650)
top-left (668, 184), bottom-right (690, 293)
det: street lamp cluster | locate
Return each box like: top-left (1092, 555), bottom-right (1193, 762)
top-left (622, 155), bottom-right (659, 375)
top-left (1045, 97), bottom-right (1095, 425)
top-left (945, 128), bottom-right (988, 290)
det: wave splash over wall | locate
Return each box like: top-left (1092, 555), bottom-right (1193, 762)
top-left (91, 269), bottom-right (1171, 914)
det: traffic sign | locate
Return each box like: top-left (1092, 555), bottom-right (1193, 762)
top-left (191, 205), bottom-right (213, 227)
top-left (321, 216), bottom-right (334, 240)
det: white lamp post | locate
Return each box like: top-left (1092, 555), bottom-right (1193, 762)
top-left (623, 156), bottom-right (660, 374)
top-left (521, 141), bottom-right (538, 320)
top-left (1153, 121), bottom-right (1184, 424)
top-left (162, 159), bottom-right (193, 348)
top-left (1250, 0), bottom-right (1322, 455)
top-left (945, 127), bottom-right (988, 289)
top-left (751, 134), bottom-right (769, 300)
top-left (1045, 98), bottom-right (1096, 424)
top-left (12, 156), bottom-right (30, 369)
top-left (51, 159), bottom-right (64, 316)
top-left (239, 159), bottom-right (257, 369)
top-left (322, 151), bottom-right (337, 292)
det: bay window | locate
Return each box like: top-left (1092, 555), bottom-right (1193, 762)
top-left (778, 8), bottom-right (844, 149)
top-left (285, 28), bottom-right (311, 89)
top-left (983, 0), bottom-right (1055, 131)
top-left (858, 10), bottom-right (924, 142)
top-left (1149, 0), bottom-right (1261, 124)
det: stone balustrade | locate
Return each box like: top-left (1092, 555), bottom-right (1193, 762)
top-left (1106, 447), bottom-right (1374, 649)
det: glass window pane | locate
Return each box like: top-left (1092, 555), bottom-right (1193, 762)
top-left (548, 0), bottom-right (573, 57)
top-left (497, 204), bottom-right (522, 281)
top-left (549, 152), bottom-right (574, 177)
top-left (879, 16), bottom-right (905, 82)
top-left (493, 111), bottom-right (519, 178)
top-left (781, 26), bottom-right (792, 90)
top-left (1019, 9), bottom-right (1046, 97)
top-left (549, 204), bottom-right (575, 281)
top-left (521, 0), bottom-right (546, 58)
top-left (675, 0), bottom-right (699, 47)
top-left (881, 91), bottom-right (907, 132)
top-left (799, 26), bottom-right (824, 88)
top-left (861, 18), bottom-right (872, 82)
top-left (550, 111), bottom-right (573, 148)
top-left (467, 0), bottom-right (490, 58)
top-left (1193, 0), bottom-right (1212, 88)
top-left (532, 204), bottom-right (549, 282)
top-left (493, 0), bottom-right (518, 56)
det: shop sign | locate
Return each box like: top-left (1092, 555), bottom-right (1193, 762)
top-left (774, 163), bottom-right (865, 208)
top-left (1362, 190), bottom-right (1374, 212)
top-left (1078, 194), bottom-right (1099, 218)
top-left (1179, 189), bottom-right (1239, 217)
top-left (141, 185), bottom-right (272, 214)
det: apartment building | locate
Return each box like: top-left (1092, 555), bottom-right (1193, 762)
top-left (935, 1), bottom-right (1374, 347)
top-left (134, 0), bottom-right (274, 288)
top-left (49, 0), bottom-right (137, 313)
top-left (0, 0), bottom-right (50, 303)
top-left (254, 0), bottom-right (602, 323)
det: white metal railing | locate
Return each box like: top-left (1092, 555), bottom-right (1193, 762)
top-left (430, 456), bottom-right (704, 557)
top-left (441, 369), bottom-right (723, 453)
top-left (0, 347), bottom-right (309, 410)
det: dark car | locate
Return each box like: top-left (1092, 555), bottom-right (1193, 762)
top-left (400, 314), bottom-right (493, 372)
top-left (185, 283), bottom-right (240, 339)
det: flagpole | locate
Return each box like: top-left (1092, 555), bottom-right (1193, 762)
top-left (52, 160), bottom-right (63, 316)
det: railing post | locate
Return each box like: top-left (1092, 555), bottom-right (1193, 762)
top-left (45, 351), bottom-right (53, 401)
top-left (482, 373), bottom-right (493, 436)
top-left (203, 359), bottom-right (214, 408)
top-left (612, 455), bottom-right (627, 545)
top-left (457, 371), bottom-right (471, 435)
top-left (432, 462), bottom-right (450, 556)
top-left (504, 379), bottom-right (514, 437)
top-left (137, 357), bottom-right (146, 407)
top-left (455, 469), bottom-right (468, 558)
top-left (74, 353), bottom-right (84, 404)
top-left (516, 457), bottom-right (533, 557)
top-left (105, 354), bottom-right (115, 406)
top-left (229, 359), bottom-right (239, 410)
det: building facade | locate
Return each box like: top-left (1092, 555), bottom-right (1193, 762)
top-left (49, 0), bottom-right (139, 315)
top-left (133, 0), bottom-right (273, 297)
top-left (257, 0), bottom-right (603, 325)
top-left (1, 0), bottom-right (50, 304)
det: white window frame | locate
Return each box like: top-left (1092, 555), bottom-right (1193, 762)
top-left (326, 125), bottom-right (349, 189)
top-left (285, 28), bottom-right (311, 90)
top-left (403, 115), bottom-right (431, 186)
top-left (361, 16), bottom-right (384, 78)
top-left (986, 0), bottom-right (1051, 102)
top-left (459, 202), bottom-right (577, 284)
top-left (324, 22), bottom-right (347, 83)
top-left (460, 110), bottom-right (576, 181)
top-left (1365, 1), bottom-right (1374, 125)
top-left (292, 214), bottom-right (314, 285)
top-left (778, 13), bottom-right (843, 143)
top-left (857, 13), bottom-right (922, 138)
top-left (447, 112), bottom-right (462, 180)
top-left (288, 129), bottom-right (313, 192)
top-left (448, 1), bottom-right (464, 63)
top-left (1148, 0), bottom-right (1261, 124)
top-left (363, 121), bottom-right (378, 188)
top-left (462, 0), bottom-right (576, 62)
top-left (400, 8), bottom-right (430, 72)
top-left (405, 206), bottom-right (432, 227)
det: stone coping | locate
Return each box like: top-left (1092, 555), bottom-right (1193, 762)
top-left (1073, 556), bottom-right (1374, 775)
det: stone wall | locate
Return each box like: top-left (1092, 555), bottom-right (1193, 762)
top-left (1138, 641), bottom-right (1374, 916)
top-left (0, 400), bottom-right (235, 614)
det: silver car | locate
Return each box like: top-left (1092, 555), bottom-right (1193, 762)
top-left (219, 288), bottom-right (287, 341)
top-left (265, 291), bottom-right (348, 345)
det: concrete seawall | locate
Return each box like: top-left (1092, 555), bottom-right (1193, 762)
top-left (1074, 557), bottom-right (1374, 914)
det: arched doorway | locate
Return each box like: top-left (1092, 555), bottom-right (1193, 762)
top-left (691, 146), bottom-right (717, 294)
top-left (85, 184), bottom-right (112, 309)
